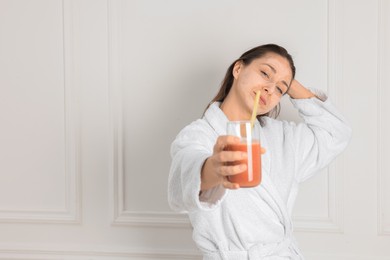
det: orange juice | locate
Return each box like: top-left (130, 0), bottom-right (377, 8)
top-left (226, 141), bottom-right (261, 187)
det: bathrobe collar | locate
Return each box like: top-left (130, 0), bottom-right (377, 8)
top-left (203, 102), bottom-right (229, 136)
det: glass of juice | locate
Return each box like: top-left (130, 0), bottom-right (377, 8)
top-left (225, 121), bottom-right (261, 188)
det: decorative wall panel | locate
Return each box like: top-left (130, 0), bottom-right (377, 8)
top-left (0, 0), bottom-right (80, 223)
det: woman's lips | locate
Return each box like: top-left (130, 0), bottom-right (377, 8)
top-left (253, 91), bottom-right (266, 105)
top-left (259, 96), bottom-right (266, 105)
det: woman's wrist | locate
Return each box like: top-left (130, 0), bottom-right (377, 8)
top-left (200, 157), bottom-right (220, 191)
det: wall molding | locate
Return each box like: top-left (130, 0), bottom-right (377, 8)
top-left (112, 211), bottom-right (190, 227)
top-left (0, 247), bottom-right (201, 260)
top-left (378, 0), bottom-right (390, 236)
top-left (107, 0), bottom-right (190, 228)
top-left (293, 0), bottom-right (344, 233)
top-left (1, 248), bottom-right (389, 260)
top-left (304, 252), bottom-right (390, 260)
top-left (0, 0), bottom-right (81, 224)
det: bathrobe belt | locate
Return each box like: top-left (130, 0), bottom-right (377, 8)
top-left (203, 237), bottom-right (300, 260)
top-left (202, 176), bottom-right (303, 260)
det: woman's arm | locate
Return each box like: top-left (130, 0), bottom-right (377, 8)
top-left (168, 124), bottom-right (246, 212)
top-left (284, 80), bottom-right (352, 182)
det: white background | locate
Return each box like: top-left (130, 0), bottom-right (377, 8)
top-left (0, 0), bottom-right (389, 259)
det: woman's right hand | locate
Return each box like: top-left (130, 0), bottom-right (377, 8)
top-left (200, 135), bottom-right (248, 191)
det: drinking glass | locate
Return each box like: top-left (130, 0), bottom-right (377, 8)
top-left (225, 121), bottom-right (262, 187)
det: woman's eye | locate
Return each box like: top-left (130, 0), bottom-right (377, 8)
top-left (261, 71), bottom-right (269, 78)
top-left (277, 86), bottom-right (283, 94)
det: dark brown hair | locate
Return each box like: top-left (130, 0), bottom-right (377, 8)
top-left (206, 44), bottom-right (296, 124)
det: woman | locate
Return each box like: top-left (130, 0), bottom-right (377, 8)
top-left (168, 44), bottom-right (351, 259)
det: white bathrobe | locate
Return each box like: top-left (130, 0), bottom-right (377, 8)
top-left (168, 90), bottom-right (351, 260)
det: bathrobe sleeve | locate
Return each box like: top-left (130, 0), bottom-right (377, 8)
top-left (285, 89), bottom-right (352, 182)
top-left (168, 120), bottom-right (227, 212)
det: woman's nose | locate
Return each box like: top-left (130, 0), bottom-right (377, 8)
top-left (263, 82), bottom-right (276, 94)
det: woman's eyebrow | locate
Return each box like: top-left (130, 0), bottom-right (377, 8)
top-left (261, 63), bottom-right (289, 89)
top-left (262, 63), bottom-right (277, 73)
top-left (281, 81), bottom-right (289, 89)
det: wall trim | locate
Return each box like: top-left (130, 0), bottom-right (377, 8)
top-left (0, 247), bottom-right (201, 260)
top-left (112, 211), bottom-right (190, 227)
top-left (304, 252), bottom-right (390, 260)
top-left (1, 248), bottom-right (389, 260)
top-left (378, 0), bottom-right (390, 236)
top-left (0, 0), bottom-right (81, 224)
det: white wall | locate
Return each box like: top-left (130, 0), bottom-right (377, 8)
top-left (0, 0), bottom-right (389, 259)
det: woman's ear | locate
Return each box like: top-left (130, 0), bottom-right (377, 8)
top-left (232, 61), bottom-right (243, 79)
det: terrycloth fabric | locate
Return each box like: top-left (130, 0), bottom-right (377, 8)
top-left (168, 90), bottom-right (351, 260)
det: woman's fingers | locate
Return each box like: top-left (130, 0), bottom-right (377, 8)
top-left (219, 163), bottom-right (247, 176)
top-left (217, 150), bottom-right (247, 163)
top-left (222, 179), bottom-right (240, 189)
top-left (214, 135), bottom-right (240, 152)
top-left (211, 135), bottom-right (265, 190)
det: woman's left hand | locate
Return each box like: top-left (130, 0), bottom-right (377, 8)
top-left (287, 79), bottom-right (316, 99)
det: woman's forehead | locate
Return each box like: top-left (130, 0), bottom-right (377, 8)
top-left (254, 53), bottom-right (289, 65)
top-left (251, 54), bottom-right (293, 80)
